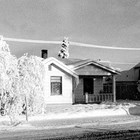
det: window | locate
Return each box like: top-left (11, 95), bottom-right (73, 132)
top-left (51, 76), bottom-right (62, 95)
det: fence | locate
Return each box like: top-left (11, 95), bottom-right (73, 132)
top-left (104, 82), bottom-right (138, 100)
top-left (85, 93), bottom-right (113, 103)
top-left (116, 82), bottom-right (138, 100)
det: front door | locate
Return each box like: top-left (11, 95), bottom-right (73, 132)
top-left (84, 78), bottom-right (93, 94)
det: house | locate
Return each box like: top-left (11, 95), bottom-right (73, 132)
top-left (42, 50), bottom-right (120, 104)
top-left (116, 62), bottom-right (140, 82)
top-left (114, 63), bottom-right (140, 100)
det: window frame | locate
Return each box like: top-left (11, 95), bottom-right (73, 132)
top-left (50, 76), bottom-right (62, 96)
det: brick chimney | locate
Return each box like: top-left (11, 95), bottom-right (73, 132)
top-left (41, 50), bottom-right (48, 59)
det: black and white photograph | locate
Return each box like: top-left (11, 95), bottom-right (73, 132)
top-left (0, 0), bottom-right (140, 139)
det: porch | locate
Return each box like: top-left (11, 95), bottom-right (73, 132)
top-left (73, 60), bottom-right (119, 104)
top-left (84, 79), bottom-right (115, 103)
top-left (74, 75), bottom-right (116, 104)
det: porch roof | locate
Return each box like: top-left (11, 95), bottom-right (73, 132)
top-left (58, 58), bottom-right (120, 75)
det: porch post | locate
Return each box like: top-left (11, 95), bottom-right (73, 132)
top-left (112, 75), bottom-right (116, 102)
top-left (85, 92), bottom-right (88, 103)
top-left (72, 92), bottom-right (75, 104)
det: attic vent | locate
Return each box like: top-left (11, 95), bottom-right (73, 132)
top-left (48, 64), bottom-right (52, 71)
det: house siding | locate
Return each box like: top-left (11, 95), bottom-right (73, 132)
top-left (75, 78), bottom-right (85, 103)
top-left (75, 64), bottom-right (112, 76)
top-left (44, 64), bottom-right (73, 104)
top-left (116, 68), bottom-right (139, 82)
top-left (94, 77), bottom-right (103, 95)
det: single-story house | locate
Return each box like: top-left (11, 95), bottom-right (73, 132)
top-left (42, 50), bottom-right (120, 104)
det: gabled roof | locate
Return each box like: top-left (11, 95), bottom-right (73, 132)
top-left (43, 57), bottom-right (78, 78)
top-left (58, 58), bottom-right (120, 74)
top-left (134, 62), bottom-right (140, 69)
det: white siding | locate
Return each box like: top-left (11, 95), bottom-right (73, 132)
top-left (44, 64), bottom-right (73, 104)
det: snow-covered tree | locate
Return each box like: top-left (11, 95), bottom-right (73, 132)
top-left (18, 54), bottom-right (45, 120)
top-left (0, 37), bottom-right (45, 123)
top-left (58, 37), bottom-right (69, 58)
top-left (0, 37), bottom-right (20, 124)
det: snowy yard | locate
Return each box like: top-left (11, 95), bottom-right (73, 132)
top-left (0, 100), bottom-right (139, 123)
top-left (41, 101), bottom-right (136, 120)
top-left (0, 100), bottom-right (139, 133)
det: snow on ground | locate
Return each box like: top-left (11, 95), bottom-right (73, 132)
top-left (34, 101), bottom-right (136, 120)
top-left (0, 100), bottom-right (139, 131)
top-left (0, 101), bottom-right (138, 124)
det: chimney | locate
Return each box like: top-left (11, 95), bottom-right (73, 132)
top-left (41, 50), bottom-right (48, 59)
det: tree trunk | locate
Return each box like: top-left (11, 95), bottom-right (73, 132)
top-left (25, 96), bottom-right (28, 121)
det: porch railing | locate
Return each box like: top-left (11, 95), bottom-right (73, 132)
top-left (85, 93), bottom-right (113, 103)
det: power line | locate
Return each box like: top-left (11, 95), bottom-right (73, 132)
top-left (4, 37), bottom-right (61, 45)
top-left (2, 36), bottom-right (140, 51)
top-left (70, 42), bottom-right (140, 50)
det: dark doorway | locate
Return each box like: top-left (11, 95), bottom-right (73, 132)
top-left (84, 78), bottom-right (94, 94)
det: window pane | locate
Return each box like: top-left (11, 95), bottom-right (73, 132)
top-left (51, 76), bottom-right (62, 95)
